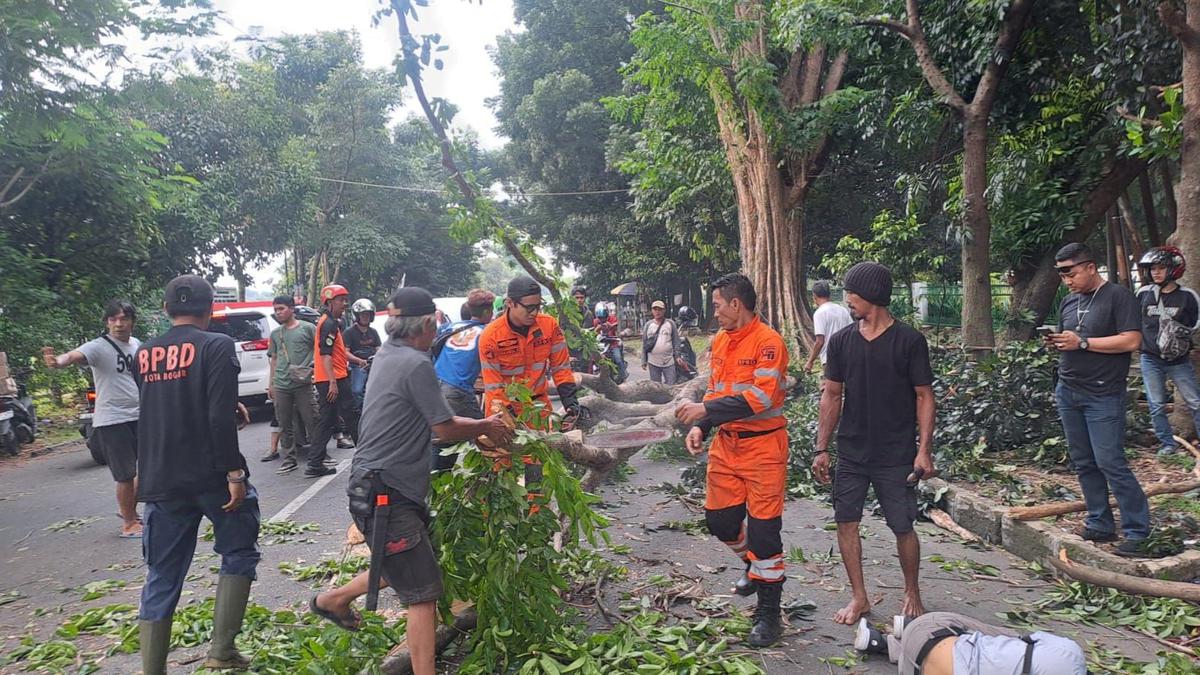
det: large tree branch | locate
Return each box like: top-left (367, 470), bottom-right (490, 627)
top-left (797, 43), bottom-right (826, 106)
top-left (901, 0), bottom-right (967, 112)
top-left (973, 0), bottom-right (1034, 113)
top-left (855, 17), bottom-right (913, 39)
top-left (390, 0), bottom-right (565, 308)
top-left (0, 153), bottom-right (53, 209)
top-left (1160, 1), bottom-right (1200, 48)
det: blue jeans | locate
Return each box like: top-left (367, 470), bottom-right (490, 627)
top-left (1055, 383), bottom-right (1150, 540)
top-left (349, 364), bottom-right (369, 411)
top-left (1140, 353), bottom-right (1200, 450)
top-left (139, 484), bottom-right (261, 621)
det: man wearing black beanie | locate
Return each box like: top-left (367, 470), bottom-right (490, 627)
top-left (812, 261), bottom-right (936, 626)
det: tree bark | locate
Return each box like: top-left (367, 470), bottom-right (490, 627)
top-left (1048, 549), bottom-right (1200, 603)
top-left (1161, 161), bottom-right (1179, 230)
top-left (1008, 479), bottom-right (1200, 519)
top-left (1140, 168), bottom-right (1164, 246)
top-left (1160, 1), bottom-right (1200, 292)
top-left (960, 113), bottom-right (996, 353)
top-left (1118, 191), bottom-right (1146, 263)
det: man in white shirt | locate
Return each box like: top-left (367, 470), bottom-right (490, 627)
top-left (43, 300), bottom-right (143, 538)
top-left (804, 281), bottom-right (854, 374)
top-left (641, 300), bottom-right (682, 384)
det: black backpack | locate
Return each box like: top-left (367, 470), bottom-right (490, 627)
top-left (431, 321), bottom-right (479, 360)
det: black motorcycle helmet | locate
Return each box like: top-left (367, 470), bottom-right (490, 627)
top-left (1138, 246), bottom-right (1187, 286)
top-left (677, 305), bottom-right (696, 323)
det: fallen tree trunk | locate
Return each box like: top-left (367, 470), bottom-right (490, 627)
top-left (1008, 480), bottom-right (1200, 520)
top-left (1048, 549), bottom-right (1200, 603)
top-left (576, 375), bottom-right (678, 404)
top-left (375, 603), bottom-right (478, 675)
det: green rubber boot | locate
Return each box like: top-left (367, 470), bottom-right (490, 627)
top-left (139, 619), bottom-right (173, 675)
top-left (203, 574), bottom-right (253, 670)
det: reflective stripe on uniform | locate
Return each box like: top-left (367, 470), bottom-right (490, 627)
top-left (550, 364), bottom-right (572, 374)
top-left (550, 342), bottom-right (567, 354)
top-left (530, 361), bottom-right (546, 372)
top-left (747, 406), bottom-right (784, 420)
top-left (742, 385), bottom-right (772, 409)
top-left (500, 366), bottom-right (525, 376)
top-left (480, 362), bottom-right (501, 372)
top-left (484, 383), bottom-right (505, 391)
top-left (748, 555), bottom-right (785, 582)
top-left (754, 368), bottom-right (783, 381)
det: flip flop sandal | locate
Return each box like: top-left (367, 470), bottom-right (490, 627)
top-left (309, 596), bottom-right (360, 632)
top-left (118, 529), bottom-right (143, 539)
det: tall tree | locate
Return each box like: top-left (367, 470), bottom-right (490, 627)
top-left (863, 0), bottom-right (1034, 353)
top-left (1161, 1), bottom-right (1200, 288)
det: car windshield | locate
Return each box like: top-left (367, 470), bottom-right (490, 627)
top-left (209, 314), bottom-right (266, 342)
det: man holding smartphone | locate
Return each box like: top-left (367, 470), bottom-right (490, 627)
top-left (1045, 243), bottom-right (1151, 557)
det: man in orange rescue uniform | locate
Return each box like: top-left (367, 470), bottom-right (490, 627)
top-left (479, 275), bottom-right (581, 429)
top-left (676, 273), bottom-right (789, 648)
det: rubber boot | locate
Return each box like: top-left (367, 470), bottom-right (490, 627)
top-left (203, 574), bottom-right (253, 670)
top-left (139, 619), bottom-right (173, 675)
top-left (747, 582), bottom-right (784, 647)
top-left (733, 561), bottom-right (757, 597)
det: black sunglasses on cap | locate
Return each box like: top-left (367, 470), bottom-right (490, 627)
top-left (1055, 260), bottom-right (1094, 276)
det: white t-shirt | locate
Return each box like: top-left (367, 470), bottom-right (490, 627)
top-left (644, 319), bottom-right (676, 368)
top-left (812, 302), bottom-right (853, 364)
top-left (77, 335), bottom-right (141, 428)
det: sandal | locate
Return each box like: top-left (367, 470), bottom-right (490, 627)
top-left (309, 596), bottom-right (360, 632)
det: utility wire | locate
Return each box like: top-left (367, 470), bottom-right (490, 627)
top-left (312, 175), bottom-right (630, 197)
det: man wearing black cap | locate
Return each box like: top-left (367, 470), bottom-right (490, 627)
top-left (813, 261), bottom-right (935, 626)
top-left (312, 287), bottom-right (512, 675)
top-left (135, 275), bottom-right (260, 674)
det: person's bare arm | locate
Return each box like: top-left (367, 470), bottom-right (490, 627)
top-left (913, 384), bottom-right (936, 476)
top-left (1050, 330), bottom-right (1141, 354)
top-left (431, 414), bottom-right (513, 447)
top-left (804, 335), bottom-right (826, 372)
top-left (43, 347), bottom-right (87, 369)
top-left (815, 379), bottom-right (843, 452)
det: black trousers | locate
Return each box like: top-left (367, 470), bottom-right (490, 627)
top-left (308, 377), bottom-right (358, 471)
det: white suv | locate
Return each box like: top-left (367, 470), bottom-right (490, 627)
top-left (209, 306), bottom-right (279, 405)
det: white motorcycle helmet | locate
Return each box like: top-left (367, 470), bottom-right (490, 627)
top-left (351, 298), bottom-right (375, 315)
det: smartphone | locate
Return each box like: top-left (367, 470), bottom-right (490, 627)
top-left (1036, 325), bottom-right (1056, 337)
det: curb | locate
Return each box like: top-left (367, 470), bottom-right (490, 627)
top-left (922, 478), bottom-right (1200, 582)
top-left (28, 438), bottom-right (84, 458)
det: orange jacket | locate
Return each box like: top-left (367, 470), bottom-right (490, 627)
top-left (479, 312), bottom-right (574, 420)
top-left (314, 313), bottom-right (349, 383)
top-left (703, 316), bottom-right (789, 433)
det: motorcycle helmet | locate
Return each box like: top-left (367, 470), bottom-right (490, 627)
top-left (595, 302), bottom-right (609, 319)
top-left (320, 284), bottom-right (350, 304)
top-left (351, 298), bottom-right (375, 314)
top-left (1138, 246), bottom-right (1186, 286)
top-left (677, 305), bottom-right (696, 323)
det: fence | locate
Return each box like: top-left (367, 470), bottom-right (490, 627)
top-left (911, 283), bottom-right (1065, 329)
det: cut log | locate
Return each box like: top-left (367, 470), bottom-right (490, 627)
top-left (576, 375), bottom-right (678, 403)
top-left (375, 602), bottom-right (478, 675)
top-left (1048, 549), bottom-right (1200, 603)
top-left (928, 508), bottom-right (978, 542)
top-left (1008, 480), bottom-right (1200, 520)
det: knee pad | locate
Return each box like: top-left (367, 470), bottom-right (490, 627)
top-left (705, 504), bottom-right (746, 542)
top-left (746, 515), bottom-right (783, 559)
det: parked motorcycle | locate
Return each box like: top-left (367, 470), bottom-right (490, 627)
top-left (0, 377), bottom-right (36, 456)
top-left (78, 385), bottom-right (106, 465)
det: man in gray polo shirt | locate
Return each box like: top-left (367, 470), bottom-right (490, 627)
top-left (43, 300), bottom-right (142, 538)
top-left (312, 287), bottom-right (511, 675)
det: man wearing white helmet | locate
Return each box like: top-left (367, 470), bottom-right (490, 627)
top-left (344, 298), bottom-right (382, 414)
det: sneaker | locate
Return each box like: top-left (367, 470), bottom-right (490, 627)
top-left (336, 438), bottom-right (355, 449)
top-left (260, 452), bottom-right (280, 462)
top-left (323, 457), bottom-right (339, 467)
top-left (1115, 538), bottom-right (1161, 558)
top-left (1157, 445), bottom-right (1180, 456)
top-left (893, 615), bottom-right (909, 636)
top-left (854, 618), bottom-right (888, 654)
top-left (1075, 526), bottom-right (1118, 543)
top-left (276, 459), bottom-right (298, 474)
top-left (303, 465), bottom-right (337, 478)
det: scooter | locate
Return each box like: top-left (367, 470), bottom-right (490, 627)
top-left (599, 335), bottom-right (628, 384)
top-left (0, 378), bottom-right (36, 456)
top-left (78, 385), bottom-right (106, 465)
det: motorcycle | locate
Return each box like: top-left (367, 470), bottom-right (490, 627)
top-left (598, 335), bottom-right (629, 384)
top-left (79, 385), bottom-right (106, 465)
top-left (0, 377), bottom-right (36, 456)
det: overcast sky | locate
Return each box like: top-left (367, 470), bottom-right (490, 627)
top-left (202, 0), bottom-right (519, 289)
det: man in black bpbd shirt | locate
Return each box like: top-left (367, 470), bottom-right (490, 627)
top-left (135, 275), bottom-right (260, 674)
top-left (813, 262), bottom-right (936, 627)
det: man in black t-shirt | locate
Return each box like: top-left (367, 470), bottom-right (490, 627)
top-left (135, 275), bottom-right (260, 674)
top-left (813, 262), bottom-right (935, 627)
top-left (344, 298), bottom-right (381, 413)
top-left (1047, 243), bottom-right (1151, 557)
top-left (1135, 246), bottom-right (1200, 457)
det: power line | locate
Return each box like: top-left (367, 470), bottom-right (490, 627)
top-left (312, 176), bottom-right (630, 197)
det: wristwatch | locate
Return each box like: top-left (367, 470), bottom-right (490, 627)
top-left (1078, 338), bottom-right (1089, 351)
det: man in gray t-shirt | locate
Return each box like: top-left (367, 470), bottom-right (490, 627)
top-left (313, 288), bottom-right (510, 674)
top-left (43, 301), bottom-right (143, 538)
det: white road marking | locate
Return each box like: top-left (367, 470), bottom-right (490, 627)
top-left (267, 458), bottom-right (351, 523)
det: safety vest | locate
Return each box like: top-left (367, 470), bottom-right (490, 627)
top-left (479, 312), bottom-right (573, 420)
top-left (313, 314), bottom-right (349, 383)
top-left (704, 316), bottom-right (789, 433)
